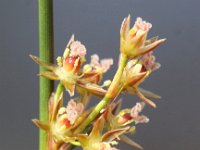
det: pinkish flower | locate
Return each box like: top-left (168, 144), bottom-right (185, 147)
top-left (30, 36), bottom-right (87, 97)
top-left (90, 54), bottom-right (113, 73)
top-left (70, 41), bottom-right (87, 57)
top-left (77, 116), bottom-right (129, 150)
top-left (130, 102), bottom-right (149, 124)
top-left (141, 52), bottom-right (161, 71)
top-left (66, 99), bottom-right (84, 124)
top-left (120, 15), bottom-right (165, 58)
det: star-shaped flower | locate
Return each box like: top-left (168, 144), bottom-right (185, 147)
top-left (120, 15), bottom-right (166, 58)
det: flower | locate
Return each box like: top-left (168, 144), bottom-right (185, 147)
top-left (109, 102), bottom-right (149, 126)
top-left (56, 99), bottom-right (84, 130)
top-left (80, 54), bottom-right (113, 85)
top-left (30, 35), bottom-right (87, 96)
top-left (103, 103), bottom-right (144, 150)
top-left (32, 93), bottom-right (71, 146)
top-left (122, 59), bottom-right (160, 108)
top-left (77, 116), bottom-right (129, 150)
top-left (32, 93), bottom-right (88, 147)
top-left (120, 15), bottom-right (166, 58)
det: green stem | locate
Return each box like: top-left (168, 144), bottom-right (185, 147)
top-left (55, 83), bottom-right (64, 101)
top-left (74, 54), bottom-right (128, 134)
top-left (38, 0), bottom-right (54, 149)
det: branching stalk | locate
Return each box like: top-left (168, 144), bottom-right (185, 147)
top-left (74, 53), bottom-right (128, 134)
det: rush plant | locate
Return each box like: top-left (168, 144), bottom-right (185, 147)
top-left (32, 12), bottom-right (165, 150)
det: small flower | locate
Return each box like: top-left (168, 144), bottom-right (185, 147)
top-left (103, 103), bottom-right (144, 150)
top-left (77, 116), bottom-right (129, 150)
top-left (124, 61), bottom-right (148, 87)
top-left (32, 93), bottom-right (88, 147)
top-left (56, 99), bottom-right (84, 130)
top-left (80, 54), bottom-right (113, 85)
top-left (30, 35), bottom-right (86, 96)
top-left (122, 60), bottom-right (158, 108)
top-left (120, 15), bottom-right (165, 58)
top-left (140, 52), bottom-right (161, 71)
top-left (130, 102), bottom-right (149, 124)
top-left (110, 102), bottom-right (149, 126)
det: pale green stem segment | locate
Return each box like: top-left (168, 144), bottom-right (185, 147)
top-left (38, 0), bottom-right (54, 149)
top-left (55, 83), bottom-right (64, 101)
top-left (74, 54), bottom-right (128, 134)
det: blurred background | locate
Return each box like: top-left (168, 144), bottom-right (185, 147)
top-left (0, 0), bottom-right (200, 149)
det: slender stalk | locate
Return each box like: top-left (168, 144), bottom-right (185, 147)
top-left (38, 0), bottom-right (54, 149)
top-left (74, 54), bottom-right (128, 134)
top-left (55, 83), bottom-right (64, 101)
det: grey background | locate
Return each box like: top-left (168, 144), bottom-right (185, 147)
top-left (0, 0), bottom-right (200, 149)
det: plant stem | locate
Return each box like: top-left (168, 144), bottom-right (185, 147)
top-left (55, 83), bottom-right (64, 101)
top-left (38, 0), bottom-right (54, 149)
top-left (74, 53), bottom-right (128, 134)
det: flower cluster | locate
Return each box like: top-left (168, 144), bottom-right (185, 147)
top-left (31, 15), bottom-right (165, 150)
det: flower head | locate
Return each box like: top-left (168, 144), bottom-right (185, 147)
top-left (30, 35), bottom-right (87, 96)
top-left (120, 15), bottom-right (165, 58)
top-left (33, 93), bottom-right (88, 147)
top-left (55, 99), bottom-right (84, 130)
top-left (103, 103), bottom-right (144, 150)
top-left (77, 116), bottom-right (129, 150)
top-left (122, 59), bottom-right (160, 108)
